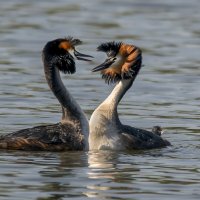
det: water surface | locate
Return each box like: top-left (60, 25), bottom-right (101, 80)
top-left (0, 0), bottom-right (200, 199)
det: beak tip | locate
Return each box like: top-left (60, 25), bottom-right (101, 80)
top-left (74, 50), bottom-right (93, 61)
top-left (91, 68), bottom-right (96, 72)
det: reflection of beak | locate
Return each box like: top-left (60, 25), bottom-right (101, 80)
top-left (74, 49), bottom-right (93, 61)
top-left (92, 57), bottom-right (116, 72)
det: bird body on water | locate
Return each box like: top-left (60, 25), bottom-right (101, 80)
top-left (89, 41), bottom-right (170, 150)
top-left (0, 37), bottom-right (92, 151)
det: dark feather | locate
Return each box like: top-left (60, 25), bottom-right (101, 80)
top-left (97, 41), bottom-right (122, 57)
top-left (65, 36), bottom-right (82, 46)
top-left (121, 125), bottom-right (170, 149)
top-left (56, 53), bottom-right (76, 74)
top-left (43, 39), bottom-right (76, 74)
top-left (0, 123), bottom-right (84, 151)
top-left (44, 54), bottom-right (75, 75)
top-left (102, 73), bottom-right (121, 84)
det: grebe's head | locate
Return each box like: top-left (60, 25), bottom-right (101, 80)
top-left (92, 41), bottom-right (142, 84)
top-left (152, 126), bottom-right (164, 136)
top-left (43, 36), bottom-right (92, 74)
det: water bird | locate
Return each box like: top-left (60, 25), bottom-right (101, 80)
top-left (152, 126), bottom-right (164, 136)
top-left (0, 37), bottom-right (92, 151)
top-left (89, 41), bottom-right (170, 150)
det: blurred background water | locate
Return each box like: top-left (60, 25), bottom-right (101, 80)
top-left (0, 0), bottom-right (200, 199)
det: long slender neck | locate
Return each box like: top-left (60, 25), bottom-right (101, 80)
top-left (44, 62), bottom-right (89, 139)
top-left (89, 78), bottom-right (134, 149)
top-left (104, 79), bottom-right (134, 110)
top-left (90, 78), bottom-right (133, 126)
top-left (98, 79), bottom-right (134, 121)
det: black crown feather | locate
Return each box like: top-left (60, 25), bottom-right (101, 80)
top-left (65, 36), bottom-right (82, 46)
top-left (43, 38), bottom-right (76, 74)
top-left (97, 41), bottom-right (122, 57)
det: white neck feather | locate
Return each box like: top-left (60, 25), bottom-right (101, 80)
top-left (89, 79), bottom-right (133, 150)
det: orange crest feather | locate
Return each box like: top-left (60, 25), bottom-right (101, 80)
top-left (59, 41), bottom-right (73, 51)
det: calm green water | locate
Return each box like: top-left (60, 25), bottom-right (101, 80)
top-left (0, 0), bottom-right (200, 199)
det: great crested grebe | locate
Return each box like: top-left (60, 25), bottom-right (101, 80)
top-left (0, 37), bottom-right (92, 151)
top-left (89, 41), bottom-right (170, 150)
top-left (152, 126), bottom-right (164, 136)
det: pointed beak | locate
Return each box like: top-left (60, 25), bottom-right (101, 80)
top-left (74, 49), bottom-right (93, 61)
top-left (92, 57), bottom-right (116, 72)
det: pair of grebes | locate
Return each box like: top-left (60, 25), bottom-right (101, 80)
top-left (0, 37), bottom-right (170, 151)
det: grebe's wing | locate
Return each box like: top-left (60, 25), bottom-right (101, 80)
top-left (0, 123), bottom-right (84, 151)
top-left (121, 125), bottom-right (170, 150)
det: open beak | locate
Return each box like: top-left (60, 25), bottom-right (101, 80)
top-left (74, 49), bottom-right (93, 61)
top-left (92, 57), bottom-right (116, 72)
